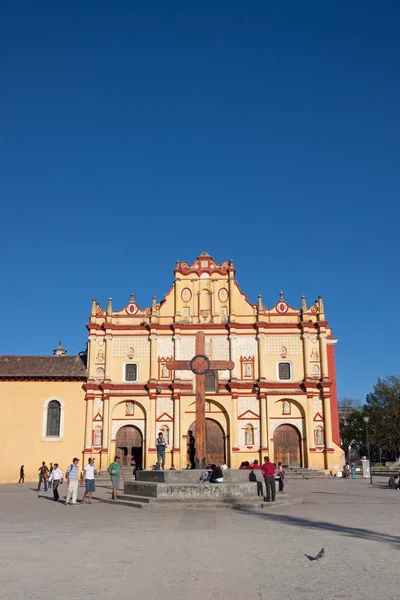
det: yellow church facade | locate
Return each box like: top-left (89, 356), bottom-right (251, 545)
top-left (0, 254), bottom-right (344, 482)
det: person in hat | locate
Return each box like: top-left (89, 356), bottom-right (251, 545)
top-left (108, 456), bottom-right (124, 500)
top-left (65, 458), bottom-right (80, 506)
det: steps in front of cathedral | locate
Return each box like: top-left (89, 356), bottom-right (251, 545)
top-left (98, 470), bottom-right (303, 510)
top-left (100, 492), bottom-right (303, 510)
top-left (283, 468), bottom-right (328, 479)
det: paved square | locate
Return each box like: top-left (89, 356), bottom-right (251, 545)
top-left (0, 477), bottom-right (398, 600)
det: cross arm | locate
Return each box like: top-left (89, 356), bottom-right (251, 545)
top-left (165, 361), bottom-right (191, 371)
top-left (209, 360), bottom-right (235, 371)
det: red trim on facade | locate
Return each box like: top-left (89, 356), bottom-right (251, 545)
top-left (327, 343), bottom-right (340, 446)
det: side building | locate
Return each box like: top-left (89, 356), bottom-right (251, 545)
top-left (0, 253), bottom-right (344, 482)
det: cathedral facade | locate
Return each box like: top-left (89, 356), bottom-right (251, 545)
top-left (0, 254), bottom-right (344, 482)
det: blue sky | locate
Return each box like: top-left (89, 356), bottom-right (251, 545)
top-left (1, 1), bottom-right (399, 402)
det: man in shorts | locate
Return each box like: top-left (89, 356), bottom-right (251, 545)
top-left (108, 456), bottom-right (124, 500)
top-left (82, 457), bottom-right (97, 504)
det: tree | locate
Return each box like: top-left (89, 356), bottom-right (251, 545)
top-left (365, 375), bottom-right (400, 456)
top-left (339, 398), bottom-right (364, 455)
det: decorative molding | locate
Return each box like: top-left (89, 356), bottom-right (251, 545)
top-left (269, 418), bottom-right (304, 438)
top-left (265, 335), bottom-right (303, 355)
top-left (112, 337), bottom-right (150, 357)
top-left (111, 419), bottom-right (145, 440)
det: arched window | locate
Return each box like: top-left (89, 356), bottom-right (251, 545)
top-left (124, 363), bottom-right (138, 382)
top-left (278, 361), bottom-right (292, 381)
top-left (205, 370), bottom-right (217, 393)
top-left (46, 400), bottom-right (61, 436)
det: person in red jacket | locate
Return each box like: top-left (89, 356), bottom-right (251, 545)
top-left (249, 459), bottom-right (262, 470)
top-left (261, 456), bottom-right (276, 502)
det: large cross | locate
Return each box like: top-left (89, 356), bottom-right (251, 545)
top-left (166, 331), bottom-right (234, 468)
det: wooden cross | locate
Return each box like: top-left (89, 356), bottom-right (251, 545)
top-left (166, 331), bottom-right (234, 468)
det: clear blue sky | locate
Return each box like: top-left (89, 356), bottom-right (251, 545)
top-left (1, 1), bottom-right (399, 403)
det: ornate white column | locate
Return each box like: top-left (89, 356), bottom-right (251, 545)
top-left (173, 334), bottom-right (181, 379)
top-left (302, 333), bottom-right (312, 378)
top-left (228, 334), bottom-right (237, 378)
top-left (149, 333), bottom-right (158, 381)
top-left (260, 393), bottom-right (268, 451)
top-left (319, 334), bottom-right (329, 378)
top-left (84, 397), bottom-right (94, 449)
top-left (231, 394), bottom-right (238, 449)
top-left (323, 394), bottom-right (333, 448)
top-left (173, 395), bottom-right (181, 467)
top-left (104, 335), bottom-right (113, 380)
top-left (307, 396), bottom-right (315, 449)
top-left (257, 333), bottom-right (266, 379)
top-left (102, 395), bottom-right (110, 452)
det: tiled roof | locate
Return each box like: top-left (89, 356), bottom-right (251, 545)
top-left (0, 355), bottom-right (88, 380)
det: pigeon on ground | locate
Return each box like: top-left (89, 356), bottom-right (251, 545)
top-left (304, 548), bottom-right (325, 561)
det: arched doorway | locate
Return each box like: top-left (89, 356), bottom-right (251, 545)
top-left (189, 418), bottom-right (226, 465)
top-left (115, 425), bottom-right (143, 468)
top-left (273, 424), bottom-right (302, 468)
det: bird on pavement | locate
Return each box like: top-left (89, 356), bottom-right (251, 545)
top-left (304, 548), bottom-right (325, 561)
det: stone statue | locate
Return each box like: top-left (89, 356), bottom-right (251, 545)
top-left (94, 427), bottom-right (102, 446)
top-left (126, 401), bottom-right (134, 415)
top-left (245, 424), bottom-right (254, 445)
top-left (162, 364), bottom-right (169, 378)
top-left (244, 363), bottom-right (252, 377)
top-left (283, 400), bottom-right (290, 415)
top-left (316, 428), bottom-right (324, 445)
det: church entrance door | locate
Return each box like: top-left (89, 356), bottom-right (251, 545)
top-left (273, 424), bottom-right (302, 468)
top-left (189, 418), bottom-right (226, 466)
top-left (115, 425), bottom-right (143, 469)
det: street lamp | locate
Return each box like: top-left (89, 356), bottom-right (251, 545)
top-left (363, 415), bottom-right (373, 484)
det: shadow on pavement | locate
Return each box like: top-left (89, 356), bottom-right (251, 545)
top-left (239, 509), bottom-right (400, 549)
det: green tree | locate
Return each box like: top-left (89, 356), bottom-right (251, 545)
top-left (365, 375), bottom-right (400, 456)
top-left (339, 398), bottom-right (364, 454)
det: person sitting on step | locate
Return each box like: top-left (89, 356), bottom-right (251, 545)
top-left (200, 464), bottom-right (224, 484)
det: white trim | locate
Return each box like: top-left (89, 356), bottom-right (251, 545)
top-left (42, 396), bottom-right (65, 440)
top-left (123, 361), bottom-right (138, 383)
top-left (276, 360), bottom-right (292, 382)
top-left (326, 339), bottom-right (338, 345)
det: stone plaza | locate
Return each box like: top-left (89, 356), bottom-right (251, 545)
top-left (1, 475), bottom-right (398, 600)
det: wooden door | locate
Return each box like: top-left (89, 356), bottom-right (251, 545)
top-left (273, 424), bottom-right (301, 468)
top-left (190, 418), bottom-right (226, 465)
top-left (116, 426), bottom-right (142, 467)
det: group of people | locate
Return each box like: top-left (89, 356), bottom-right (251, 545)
top-left (239, 458), bottom-right (286, 495)
top-left (343, 463), bottom-right (357, 478)
top-left (198, 457), bottom-right (284, 502)
top-left (31, 455), bottom-right (125, 505)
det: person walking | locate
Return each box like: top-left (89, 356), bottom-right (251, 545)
top-left (276, 462), bottom-right (285, 493)
top-left (187, 430), bottom-right (196, 469)
top-left (261, 456), bottom-right (276, 502)
top-left (51, 463), bottom-right (63, 501)
top-left (108, 456), bottom-right (124, 501)
top-left (48, 463), bottom-right (54, 489)
top-left (18, 465), bottom-right (25, 485)
top-left (81, 457), bottom-right (97, 504)
top-left (37, 461), bottom-right (49, 492)
top-left (155, 432), bottom-right (167, 470)
top-left (65, 458), bottom-right (80, 505)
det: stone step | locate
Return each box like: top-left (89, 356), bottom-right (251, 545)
top-left (102, 494), bottom-right (302, 510)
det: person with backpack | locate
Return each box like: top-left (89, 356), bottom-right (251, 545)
top-left (37, 461), bottom-right (49, 492)
top-left (65, 458), bottom-right (80, 505)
